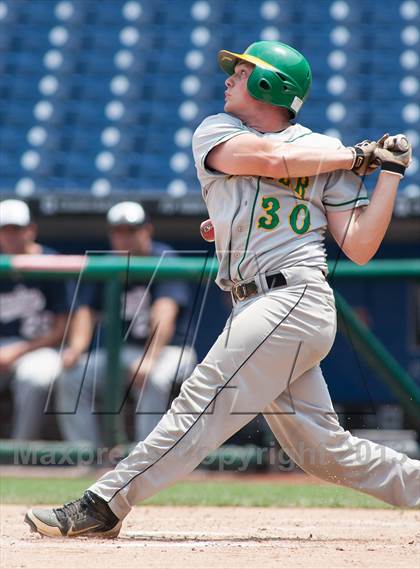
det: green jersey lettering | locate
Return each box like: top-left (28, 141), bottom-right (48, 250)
top-left (289, 203), bottom-right (311, 235)
top-left (257, 196), bottom-right (281, 230)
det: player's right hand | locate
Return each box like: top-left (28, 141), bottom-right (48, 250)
top-left (61, 347), bottom-right (83, 369)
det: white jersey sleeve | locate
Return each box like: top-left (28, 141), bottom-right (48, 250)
top-left (322, 169), bottom-right (370, 211)
top-left (192, 113), bottom-right (248, 192)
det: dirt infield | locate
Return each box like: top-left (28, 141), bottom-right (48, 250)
top-left (1, 505), bottom-right (419, 569)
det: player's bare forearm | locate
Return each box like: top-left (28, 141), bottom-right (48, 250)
top-left (67, 306), bottom-right (95, 354)
top-left (143, 298), bottom-right (178, 363)
top-left (18, 314), bottom-right (68, 355)
top-left (328, 172), bottom-right (400, 265)
top-left (265, 143), bottom-right (355, 179)
top-left (61, 306), bottom-right (96, 367)
top-left (349, 172), bottom-right (400, 262)
top-left (145, 321), bottom-right (174, 363)
top-left (129, 303), bottom-right (176, 385)
top-left (207, 134), bottom-right (355, 178)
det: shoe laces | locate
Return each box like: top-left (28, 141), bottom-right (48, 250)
top-left (54, 496), bottom-right (87, 524)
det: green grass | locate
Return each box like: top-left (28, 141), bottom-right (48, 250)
top-left (0, 477), bottom-right (391, 508)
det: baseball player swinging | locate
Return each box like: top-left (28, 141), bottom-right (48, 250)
top-left (25, 41), bottom-right (419, 538)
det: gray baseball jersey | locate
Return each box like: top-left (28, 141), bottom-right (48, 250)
top-left (192, 113), bottom-right (369, 290)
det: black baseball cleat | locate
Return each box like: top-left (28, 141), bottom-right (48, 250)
top-left (24, 490), bottom-right (122, 538)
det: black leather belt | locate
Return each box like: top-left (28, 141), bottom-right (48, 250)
top-left (231, 272), bottom-right (287, 302)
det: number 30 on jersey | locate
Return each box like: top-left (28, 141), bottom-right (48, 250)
top-left (257, 196), bottom-right (311, 235)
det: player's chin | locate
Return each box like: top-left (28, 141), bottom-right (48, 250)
top-left (224, 100), bottom-right (233, 113)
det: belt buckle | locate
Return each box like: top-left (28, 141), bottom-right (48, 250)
top-left (233, 282), bottom-right (247, 301)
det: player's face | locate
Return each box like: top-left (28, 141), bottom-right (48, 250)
top-left (224, 62), bottom-right (256, 116)
top-left (108, 224), bottom-right (152, 256)
top-left (0, 225), bottom-right (34, 254)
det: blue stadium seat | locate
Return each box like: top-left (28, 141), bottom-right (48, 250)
top-left (1, 101), bottom-right (37, 127)
top-left (0, 151), bottom-right (22, 176)
top-left (0, 0), bottom-right (417, 195)
top-left (0, 125), bottom-right (26, 152)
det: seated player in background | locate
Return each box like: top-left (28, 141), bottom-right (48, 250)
top-left (56, 200), bottom-right (197, 445)
top-left (0, 199), bottom-right (68, 440)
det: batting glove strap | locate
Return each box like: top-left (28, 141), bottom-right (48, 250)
top-left (381, 161), bottom-right (406, 177)
top-left (350, 146), bottom-right (365, 170)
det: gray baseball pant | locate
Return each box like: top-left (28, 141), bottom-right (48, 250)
top-left (0, 337), bottom-right (62, 440)
top-left (88, 268), bottom-right (420, 518)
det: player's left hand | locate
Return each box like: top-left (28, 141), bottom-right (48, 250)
top-left (350, 138), bottom-right (381, 176)
top-left (0, 341), bottom-right (28, 371)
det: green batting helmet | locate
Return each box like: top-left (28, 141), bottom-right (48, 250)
top-left (218, 41), bottom-right (312, 117)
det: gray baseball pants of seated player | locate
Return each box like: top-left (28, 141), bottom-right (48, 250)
top-left (56, 344), bottom-right (197, 444)
top-left (88, 268), bottom-right (420, 517)
top-left (0, 337), bottom-right (62, 440)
